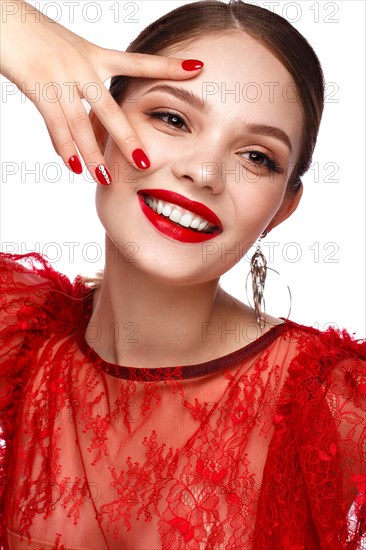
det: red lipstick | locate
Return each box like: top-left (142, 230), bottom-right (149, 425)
top-left (137, 189), bottom-right (223, 244)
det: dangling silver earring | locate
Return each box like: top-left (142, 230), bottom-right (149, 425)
top-left (246, 229), bottom-right (293, 328)
top-left (249, 230), bottom-right (268, 329)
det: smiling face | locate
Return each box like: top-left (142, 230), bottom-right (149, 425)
top-left (94, 32), bottom-right (303, 285)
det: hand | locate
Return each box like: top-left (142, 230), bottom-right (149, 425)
top-left (0, 0), bottom-right (204, 184)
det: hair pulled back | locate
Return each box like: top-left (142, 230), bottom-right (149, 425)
top-left (110, 0), bottom-right (325, 196)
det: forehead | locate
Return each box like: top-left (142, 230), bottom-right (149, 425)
top-left (168, 31), bottom-right (292, 82)
top-left (180, 33), bottom-right (301, 144)
top-left (167, 32), bottom-right (300, 110)
top-left (126, 32), bottom-right (303, 159)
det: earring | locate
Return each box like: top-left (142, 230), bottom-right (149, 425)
top-left (246, 229), bottom-right (293, 328)
top-left (249, 230), bottom-right (268, 329)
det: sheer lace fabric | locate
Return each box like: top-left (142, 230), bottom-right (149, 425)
top-left (0, 252), bottom-right (365, 550)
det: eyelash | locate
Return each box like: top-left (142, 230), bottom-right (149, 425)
top-left (145, 109), bottom-right (188, 131)
top-left (244, 151), bottom-right (283, 174)
top-left (144, 109), bottom-right (283, 174)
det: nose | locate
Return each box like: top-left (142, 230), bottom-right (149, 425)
top-left (170, 138), bottom-right (228, 195)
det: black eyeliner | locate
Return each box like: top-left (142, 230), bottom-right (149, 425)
top-left (145, 110), bottom-right (284, 174)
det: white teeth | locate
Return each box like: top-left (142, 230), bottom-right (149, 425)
top-left (180, 213), bottom-right (194, 228)
top-left (162, 203), bottom-right (172, 217)
top-left (169, 208), bottom-right (182, 224)
top-left (190, 217), bottom-right (202, 229)
top-left (143, 194), bottom-right (217, 233)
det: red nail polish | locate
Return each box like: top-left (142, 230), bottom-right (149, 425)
top-left (68, 155), bottom-right (82, 174)
top-left (132, 149), bottom-right (150, 170)
top-left (181, 59), bottom-right (204, 71)
top-left (95, 165), bottom-right (112, 185)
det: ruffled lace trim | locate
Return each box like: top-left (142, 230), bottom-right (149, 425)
top-left (0, 252), bottom-right (365, 549)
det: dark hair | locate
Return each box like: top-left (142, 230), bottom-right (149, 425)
top-left (110, 0), bottom-right (325, 195)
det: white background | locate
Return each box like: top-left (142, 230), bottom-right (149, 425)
top-left (1, 0), bottom-right (365, 338)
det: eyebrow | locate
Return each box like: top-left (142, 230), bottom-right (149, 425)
top-left (244, 123), bottom-right (292, 153)
top-left (142, 84), bottom-right (292, 152)
top-left (142, 84), bottom-right (211, 114)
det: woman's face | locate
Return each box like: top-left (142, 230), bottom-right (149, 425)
top-left (95, 32), bottom-right (303, 285)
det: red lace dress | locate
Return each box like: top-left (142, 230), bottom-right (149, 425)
top-left (0, 252), bottom-right (365, 550)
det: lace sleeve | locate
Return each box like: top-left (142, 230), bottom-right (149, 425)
top-left (0, 252), bottom-right (76, 545)
top-left (289, 326), bottom-right (366, 549)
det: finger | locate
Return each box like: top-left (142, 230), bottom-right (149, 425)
top-left (57, 93), bottom-right (112, 185)
top-left (96, 49), bottom-right (204, 82)
top-left (46, 127), bottom-right (60, 156)
top-left (82, 78), bottom-right (152, 171)
top-left (35, 86), bottom-right (84, 176)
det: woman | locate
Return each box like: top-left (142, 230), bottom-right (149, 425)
top-left (0, 0), bottom-right (365, 548)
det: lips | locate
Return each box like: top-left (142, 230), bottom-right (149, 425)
top-left (137, 189), bottom-right (223, 244)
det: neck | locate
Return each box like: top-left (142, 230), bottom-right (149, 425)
top-left (86, 237), bottom-right (235, 368)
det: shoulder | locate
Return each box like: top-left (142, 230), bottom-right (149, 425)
top-left (276, 318), bottom-right (366, 414)
top-left (0, 251), bottom-right (93, 334)
top-left (0, 251), bottom-right (71, 293)
top-left (0, 250), bottom-right (91, 296)
top-left (280, 322), bottom-right (365, 548)
top-left (283, 317), bottom-right (366, 363)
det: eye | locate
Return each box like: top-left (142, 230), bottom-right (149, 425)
top-left (144, 110), bottom-right (189, 132)
top-left (241, 150), bottom-right (283, 174)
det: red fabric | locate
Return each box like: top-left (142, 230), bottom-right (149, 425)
top-left (0, 251), bottom-right (365, 550)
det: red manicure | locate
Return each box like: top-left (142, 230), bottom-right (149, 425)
top-left (181, 59), bottom-right (204, 71)
top-left (132, 149), bottom-right (150, 170)
top-left (68, 155), bottom-right (82, 174)
top-left (95, 164), bottom-right (112, 185)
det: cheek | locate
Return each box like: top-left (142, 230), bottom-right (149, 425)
top-left (103, 138), bottom-right (130, 176)
top-left (235, 177), bottom-right (287, 215)
top-left (95, 186), bottom-right (118, 234)
top-left (104, 134), bottom-right (178, 193)
top-left (227, 183), bottom-right (287, 245)
top-left (103, 137), bottom-right (115, 161)
top-left (102, 138), bottom-right (143, 190)
top-left (117, 106), bottom-right (176, 162)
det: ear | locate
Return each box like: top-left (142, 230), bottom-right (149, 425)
top-left (266, 184), bottom-right (303, 232)
top-left (89, 110), bottom-right (109, 153)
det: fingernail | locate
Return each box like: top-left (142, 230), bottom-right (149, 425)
top-left (132, 149), bottom-right (150, 170)
top-left (68, 155), bottom-right (82, 174)
top-left (95, 164), bottom-right (112, 185)
top-left (181, 59), bottom-right (204, 71)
